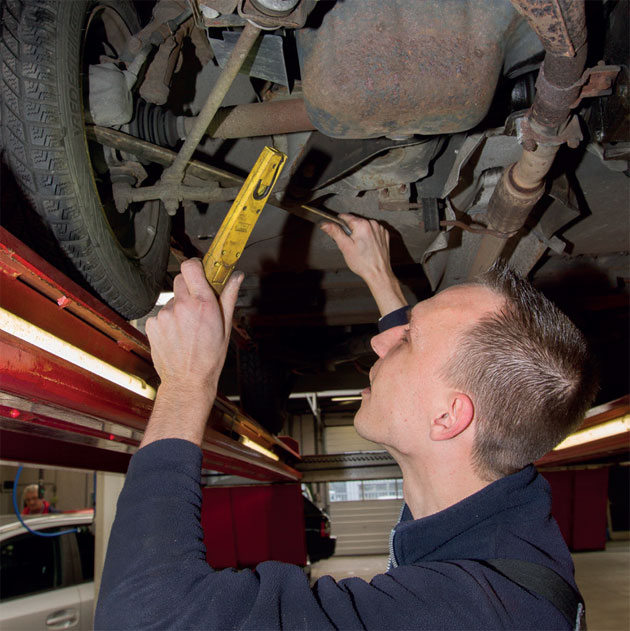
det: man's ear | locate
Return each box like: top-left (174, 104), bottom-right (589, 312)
top-left (429, 393), bottom-right (475, 441)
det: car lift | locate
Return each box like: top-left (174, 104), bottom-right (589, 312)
top-left (0, 225), bottom-right (301, 482)
top-left (0, 224), bottom-right (313, 572)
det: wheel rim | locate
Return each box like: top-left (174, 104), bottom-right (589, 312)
top-left (82, 4), bottom-right (161, 261)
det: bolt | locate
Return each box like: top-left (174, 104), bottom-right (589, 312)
top-left (163, 199), bottom-right (179, 216)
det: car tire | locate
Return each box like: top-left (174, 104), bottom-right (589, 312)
top-left (0, 0), bottom-right (170, 319)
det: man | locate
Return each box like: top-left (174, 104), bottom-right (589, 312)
top-left (96, 215), bottom-right (597, 630)
top-left (21, 484), bottom-right (54, 514)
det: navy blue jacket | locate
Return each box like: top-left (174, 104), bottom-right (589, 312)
top-left (95, 439), bottom-right (579, 630)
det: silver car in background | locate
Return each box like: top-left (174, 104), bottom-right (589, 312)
top-left (0, 511), bottom-right (94, 631)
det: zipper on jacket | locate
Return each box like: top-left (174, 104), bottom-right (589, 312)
top-left (387, 501), bottom-right (406, 570)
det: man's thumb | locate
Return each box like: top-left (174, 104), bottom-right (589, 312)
top-left (320, 221), bottom-right (344, 243)
top-left (220, 271), bottom-right (244, 330)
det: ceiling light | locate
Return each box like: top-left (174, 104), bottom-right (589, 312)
top-left (553, 415), bottom-right (630, 451)
top-left (0, 307), bottom-right (156, 401)
top-left (156, 292), bottom-right (174, 306)
top-left (331, 396), bottom-right (362, 402)
top-left (239, 436), bottom-right (279, 461)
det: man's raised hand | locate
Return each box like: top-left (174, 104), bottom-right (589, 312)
top-left (141, 259), bottom-right (243, 447)
top-left (321, 213), bottom-right (406, 316)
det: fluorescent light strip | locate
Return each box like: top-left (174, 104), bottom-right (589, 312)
top-left (239, 435), bottom-right (279, 461)
top-left (290, 389), bottom-right (364, 399)
top-left (0, 307), bottom-right (156, 401)
top-left (156, 292), bottom-right (174, 306)
top-left (553, 415), bottom-right (630, 451)
top-left (331, 396), bottom-right (363, 402)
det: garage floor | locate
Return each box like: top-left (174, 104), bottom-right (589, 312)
top-left (310, 541), bottom-right (630, 631)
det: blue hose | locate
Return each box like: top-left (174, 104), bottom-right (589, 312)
top-left (12, 465), bottom-right (78, 538)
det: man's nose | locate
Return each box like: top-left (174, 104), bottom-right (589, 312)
top-left (370, 325), bottom-right (405, 358)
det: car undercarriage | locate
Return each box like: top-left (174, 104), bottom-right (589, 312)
top-left (1, 0), bottom-right (628, 433)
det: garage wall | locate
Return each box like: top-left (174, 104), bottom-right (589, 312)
top-left (287, 414), bottom-right (318, 455)
top-left (324, 424), bottom-right (382, 454)
top-left (329, 499), bottom-right (402, 556)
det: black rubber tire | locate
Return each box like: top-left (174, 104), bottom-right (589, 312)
top-left (0, 0), bottom-right (170, 319)
top-left (237, 345), bottom-right (294, 435)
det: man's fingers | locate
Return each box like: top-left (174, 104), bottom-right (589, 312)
top-left (172, 273), bottom-right (190, 301)
top-left (338, 213), bottom-right (359, 224)
top-left (180, 258), bottom-right (215, 301)
top-left (220, 271), bottom-right (244, 335)
top-left (320, 221), bottom-right (351, 247)
top-left (145, 315), bottom-right (157, 344)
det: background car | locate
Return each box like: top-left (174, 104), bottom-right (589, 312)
top-left (302, 487), bottom-right (336, 564)
top-left (0, 511), bottom-right (95, 631)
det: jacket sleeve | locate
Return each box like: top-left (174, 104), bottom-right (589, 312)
top-left (377, 306), bottom-right (409, 332)
top-left (94, 439), bottom-right (561, 630)
top-left (94, 439), bottom-right (340, 630)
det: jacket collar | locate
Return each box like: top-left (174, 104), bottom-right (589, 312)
top-left (391, 465), bottom-right (548, 567)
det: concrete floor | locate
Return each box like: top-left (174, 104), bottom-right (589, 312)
top-left (311, 541), bottom-right (630, 631)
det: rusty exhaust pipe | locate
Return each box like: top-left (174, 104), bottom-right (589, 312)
top-left (468, 0), bottom-right (587, 277)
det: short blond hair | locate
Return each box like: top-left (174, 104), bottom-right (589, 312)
top-left (443, 262), bottom-right (598, 480)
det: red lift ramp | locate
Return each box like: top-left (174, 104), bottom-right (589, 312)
top-left (0, 227), bottom-right (300, 481)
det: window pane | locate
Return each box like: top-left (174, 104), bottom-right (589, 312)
top-left (362, 479), bottom-right (400, 500)
top-left (328, 479), bottom-right (403, 502)
top-left (0, 530), bottom-right (60, 601)
top-left (75, 527), bottom-right (95, 581)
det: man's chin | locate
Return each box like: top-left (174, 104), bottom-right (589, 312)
top-left (353, 402), bottom-right (369, 437)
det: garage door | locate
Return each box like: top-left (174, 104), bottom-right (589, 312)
top-left (325, 425), bottom-right (403, 555)
top-left (329, 499), bottom-right (402, 556)
top-left (324, 424), bottom-right (382, 454)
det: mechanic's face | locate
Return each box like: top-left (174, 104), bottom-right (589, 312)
top-left (354, 285), bottom-right (503, 453)
top-left (24, 491), bottom-right (44, 513)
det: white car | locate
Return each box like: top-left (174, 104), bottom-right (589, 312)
top-left (0, 511), bottom-right (95, 631)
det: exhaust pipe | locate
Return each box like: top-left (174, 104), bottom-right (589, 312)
top-left (468, 0), bottom-right (587, 277)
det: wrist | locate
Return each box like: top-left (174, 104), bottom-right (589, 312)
top-left (363, 266), bottom-right (395, 288)
top-left (365, 273), bottom-right (406, 317)
top-left (158, 378), bottom-right (217, 402)
top-left (140, 383), bottom-right (216, 448)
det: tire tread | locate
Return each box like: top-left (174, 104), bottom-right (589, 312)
top-left (1, 0), bottom-right (169, 319)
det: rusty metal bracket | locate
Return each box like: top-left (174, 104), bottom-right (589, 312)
top-left (520, 61), bottom-right (620, 151)
top-left (519, 114), bottom-right (583, 150)
top-left (569, 61), bottom-right (621, 109)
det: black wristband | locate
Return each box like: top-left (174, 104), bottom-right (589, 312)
top-left (377, 306), bottom-right (410, 332)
